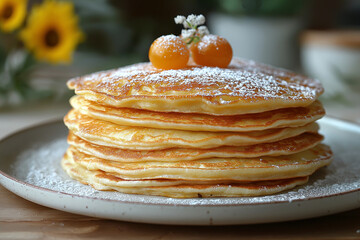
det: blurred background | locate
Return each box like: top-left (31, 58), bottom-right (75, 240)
top-left (0, 0), bottom-right (359, 124)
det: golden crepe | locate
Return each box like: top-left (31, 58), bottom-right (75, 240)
top-left (67, 144), bottom-right (332, 182)
top-left (67, 58), bottom-right (324, 115)
top-left (67, 132), bottom-right (324, 162)
top-left (64, 109), bottom-right (319, 150)
top-left (70, 96), bottom-right (325, 132)
top-left (62, 153), bottom-right (309, 198)
top-left (62, 57), bottom-right (332, 198)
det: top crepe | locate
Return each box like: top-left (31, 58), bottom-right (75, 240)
top-left (67, 58), bottom-right (323, 115)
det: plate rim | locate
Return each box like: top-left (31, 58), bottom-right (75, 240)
top-left (0, 116), bottom-right (360, 208)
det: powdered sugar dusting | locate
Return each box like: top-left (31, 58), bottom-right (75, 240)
top-left (10, 139), bottom-right (98, 195)
top-left (7, 118), bottom-right (360, 206)
top-left (197, 35), bottom-right (223, 51)
top-left (68, 58), bottom-right (323, 104)
top-left (152, 35), bottom-right (188, 56)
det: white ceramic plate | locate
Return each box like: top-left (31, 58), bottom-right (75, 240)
top-left (0, 117), bottom-right (360, 225)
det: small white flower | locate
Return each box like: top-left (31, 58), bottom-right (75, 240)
top-left (181, 29), bottom-right (196, 39)
top-left (183, 22), bottom-right (191, 29)
top-left (174, 15), bottom-right (186, 24)
top-left (197, 26), bottom-right (209, 36)
top-left (195, 14), bottom-right (206, 25)
top-left (182, 21), bottom-right (190, 29)
top-left (175, 14), bottom-right (210, 44)
top-left (185, 14), bottom-right (197, 27)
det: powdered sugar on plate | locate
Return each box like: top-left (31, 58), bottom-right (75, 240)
top-left (6, 117), bottom-right (360, 206)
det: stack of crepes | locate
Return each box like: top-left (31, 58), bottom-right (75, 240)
top-left (62, 58), bottom-right (333, 198)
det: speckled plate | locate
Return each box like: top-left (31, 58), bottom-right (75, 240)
top-left (0, 117), bottom-right (360, 225)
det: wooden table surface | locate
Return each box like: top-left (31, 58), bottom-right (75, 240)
top-left (1, 102), bottom-right (360, 240)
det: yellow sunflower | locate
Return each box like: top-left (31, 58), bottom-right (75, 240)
top-left (0, 0), bottom-right (27, 32)
top-left (20, 0), bottom-right (84, 64)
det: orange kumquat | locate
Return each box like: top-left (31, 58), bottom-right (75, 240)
top-left (149, 35), bottom-right (190, 70)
